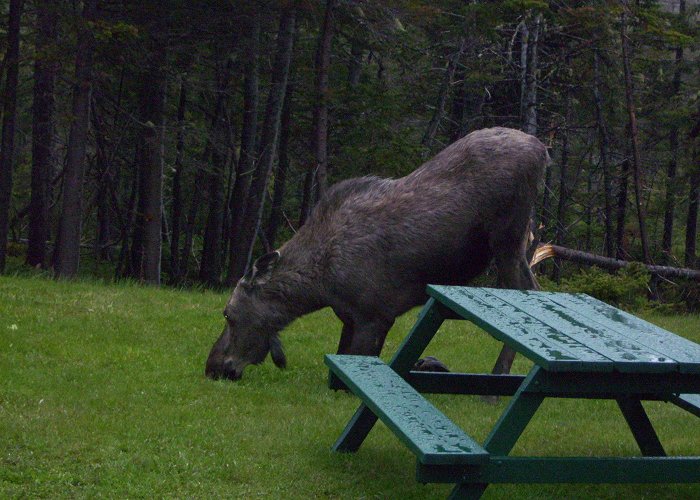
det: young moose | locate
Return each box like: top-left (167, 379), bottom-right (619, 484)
top-left (206, 127), bottom-right (549, 381)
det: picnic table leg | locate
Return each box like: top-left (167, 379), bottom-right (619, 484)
top-left (482, 366), bottom-right (545, 455)
top-left (332, 298), bottom-right (446, 452)
top-left (445, 367), bottom-right (545, 498)
top-left (616, 396), bottom-right (666, 456)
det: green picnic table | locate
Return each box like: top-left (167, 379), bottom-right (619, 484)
top-left (325, 285), bottom-right (700, 499)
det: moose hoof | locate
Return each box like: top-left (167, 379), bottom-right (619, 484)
top-left (413, 356), bottom-right (450, 373)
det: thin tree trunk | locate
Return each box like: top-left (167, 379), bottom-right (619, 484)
top-left (131, 50), bottom-right (167, 285)
top-left (540, 161), bottom-right (552, 242)
top-left (447, 62), bottom-right (464, 142)
top-left (116, 168), bottom-right (138, 279)
top-left (0, 0), bottom-right (22, 272)
top-left (348, 39), bottom-right (363, 87)
top-left (54, 0), bottom-right (96, 278)
top-left (200, 57), bottom-right (234, 286)
top-left (686, 166), bottom-right (699, 268)
top-left (586, 166), bottom-right (593, 251)
top-left (298, 167), bottom-right (314, 227)
top-left (552, 87), bottom-right (571, 281)
top-left (620, 5), bottom-right (651, 263)
top-left (229, 6), bottom-right (296, 284)
top-left (90, 98), bottom-right (113, 261)
top-left (662, 0), bottom-right (685, 264)
top-left (27, 0), bottom-right (58, 268)
top-left (593, 49), bottom-right (615, 258)
top-left (266, 80), bottom-right (294, 248)
top-left (422, 37), bottom-right (468, 151)
top-left (519, 20), bottom-right (529, 127)
top-left (312, 0), bottom-right (336, 200)
top-left (616, 154), bottom-right (630, 259)
top-left (523, 13), bottom-right (541, 136)
top-left (170, 77), bottom-right (187, 281)
top-left (226, 12), bottom-right (260, 286)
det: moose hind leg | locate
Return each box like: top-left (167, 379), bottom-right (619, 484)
top-left (491, 247), bottom-right (537, 375)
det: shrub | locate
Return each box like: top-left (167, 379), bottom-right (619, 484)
top-left (557, 263), bottom-right (651, 310)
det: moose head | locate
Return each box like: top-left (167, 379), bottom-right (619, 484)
top-left (205, 251), bottom-right (288, 380)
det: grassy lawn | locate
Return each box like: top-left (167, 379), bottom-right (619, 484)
top-left (1, 275), bottom-right (699, 499)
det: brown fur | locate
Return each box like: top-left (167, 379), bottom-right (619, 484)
top-left (206, 127), bottom-right (549, 380)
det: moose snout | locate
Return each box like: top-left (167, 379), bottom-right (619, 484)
top-left (205, 359), bottom-right (243, 381)
top-left (222, 359), bottom-right (243, 381)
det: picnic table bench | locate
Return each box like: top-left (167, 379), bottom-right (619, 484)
top-left (326, 286), bottom-right (700, 499)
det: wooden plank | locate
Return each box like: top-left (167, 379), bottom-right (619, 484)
top-left (427, 285), bottom-right (613, 372)
top-left (325, 355), bottom-right (489, 465)
top-left (417, 456), bottom-right (700, 484)
top-left (544, 292), bottom-right (700, 374)
top-left (487, 288), bottom-right (678, 373)
top-left (404, 372), bottom-right (525, 396)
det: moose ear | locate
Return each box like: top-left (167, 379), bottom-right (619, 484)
top-left (270, 335), bottom-right (286, 369)
top-left (242, 251), bottom-right (281, 287)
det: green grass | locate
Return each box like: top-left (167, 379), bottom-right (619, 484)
top-left (1, 275), bottom-right (699, 499)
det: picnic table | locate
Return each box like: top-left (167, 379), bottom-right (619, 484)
top-left (325, 285), bottom-right (700, 499)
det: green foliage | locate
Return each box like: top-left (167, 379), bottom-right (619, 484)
top-left (558, 263), bottom-right (651, 310)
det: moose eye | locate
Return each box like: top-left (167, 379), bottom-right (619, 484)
top-left (223, 311), bottom-right (230, 321)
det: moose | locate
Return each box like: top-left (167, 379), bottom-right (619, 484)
top-left (205, 127), bottom-right (549, 381)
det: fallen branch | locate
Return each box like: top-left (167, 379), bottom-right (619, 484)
top-left (531, 243), bottom-right (700, 282)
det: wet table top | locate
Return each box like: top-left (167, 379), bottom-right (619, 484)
top-left (427, 285), bottom-right (700, 374)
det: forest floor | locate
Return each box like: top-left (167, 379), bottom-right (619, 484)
top-left (1, 275), bottom-right (699, 499)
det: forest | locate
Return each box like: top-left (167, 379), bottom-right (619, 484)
top-left (0, 0), bottom-right (698, 300)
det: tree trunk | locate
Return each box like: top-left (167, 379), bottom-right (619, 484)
top-left (517, 19), bottom-right (530, 127)
top-left (620, 5), bottom-right (650, 263)
top-left (131, 50), bottom-right (167, 285)
top-left (26, 0), bottom-right (58, 269)
top-left (348, 39), bottom-right (363, 87)
top-left (266, 80), bottom-right (294, 248)
top-left (312, 0), bottom-right (336, 200)
top-left (90, 98), bottom-right (113, 262)
top-left (616, 154), bottom-right (630, 259)
top-left (115, 167), bottom-right (138, 279)
top-left (0, 0), bottom-right (22, 272)
top-left (686, 166), bottom-right (699, 268)
top-left (522, 13), bottom-right (541, 136)
top-left (540, 161), bottom-right (552, 242)
top-left (228, 6), bottom-right (296, 284)
top-left (662, 0), bottom-right (685, 264)
top-left (54, 0), bottom-right (96, 278)
top-left (200, 57), bottom-right (234, 286)
top-left (593, 49), bottom-right (615, 258)
top-left (170, 77), bottom-right (187, 281)
top-left (298, 167), bottom-right (314, 227)
top-left (226, 12), bottom-right (260, 286)
top-left (552, 86), bottom-right (571, 280)
top-left (422, 37), bottom-right (468, 151)
top-left (585, 165), bottom-right (593, 251)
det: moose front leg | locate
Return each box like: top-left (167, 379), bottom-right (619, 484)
top-left (329, 317), bottom-right (392, 391)
top-left (347, 317), bottom-right (394, 356)
top-left (336, 321), bottom-right (354, 354)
